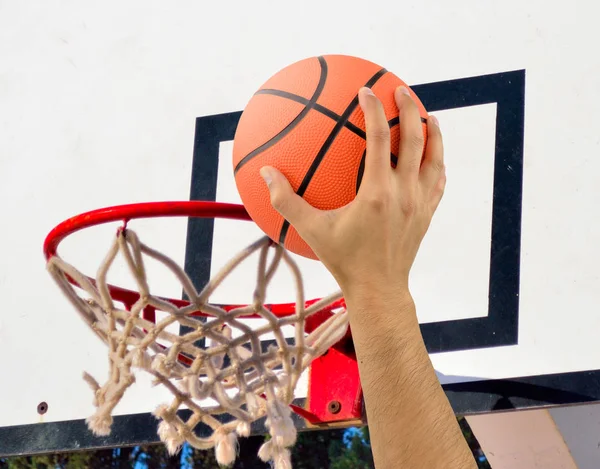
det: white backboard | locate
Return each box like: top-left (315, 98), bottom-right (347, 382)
top-left (1, 0), bottom-right (599, 456)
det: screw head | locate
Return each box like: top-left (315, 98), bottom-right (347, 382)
top-left (328, 400), bottom-right (341, 414)
top-left (37, 402), bottom-right (48, 415)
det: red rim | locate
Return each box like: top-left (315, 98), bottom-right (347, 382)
top-left (44, 201), bottom-right (251, 260)
top-left (43, 201), bottom-right (344, 317)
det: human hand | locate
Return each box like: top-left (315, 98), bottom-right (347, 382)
top-left (260, 90), bottom-right (475, 469)
top-left (259, 86), bottom-right (445, 296)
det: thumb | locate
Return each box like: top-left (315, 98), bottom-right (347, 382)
top-left (260, 166), bottom-right (317, 232)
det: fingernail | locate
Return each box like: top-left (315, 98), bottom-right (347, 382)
top-left (260, 167), bottom-right (273, 187)
top-left (429, 115), bottom-right (439, 127)
top-left (399, 86), bottom-right (410, 96)
top-left (362, 87), bottom-right (375, 96)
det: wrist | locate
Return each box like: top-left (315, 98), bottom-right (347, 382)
top-left (343, 285), bottom-right (421, 336)
top-left (343, 282), bottom-right (414, 313)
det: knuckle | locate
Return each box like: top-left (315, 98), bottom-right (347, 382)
top-left (402, 200), bottom-right (417, 216)
top-left (431, 160), bottom-right (445, 174)
top-left (368, 125), bottom-right (390, 143)
top-left (406, 156), bottom-right (422, 173)
top-left (270, 191), bottom-right (288, 211)
top-left (368, 199), bottom-right (387, 213)
top-left (409, 132), bottom-right (425, 151)
top-left (401, 199), bottom-right (416, 216)
top-left (364, 192), bottom-right (389, 212)
top-left (438, 173), bottom-right (447, 191)
top-left (436, 180), bottom-right (446, 196)
top-left (431, 175), bottom-right (447, 202)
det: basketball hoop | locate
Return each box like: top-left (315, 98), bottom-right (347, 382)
top-left (44, 201), bottom-right (361, 469)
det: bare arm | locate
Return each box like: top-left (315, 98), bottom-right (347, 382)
top-left (347, 290), bottom-right (476, 468)
top-left (260, 85), bottom-right (476, 468)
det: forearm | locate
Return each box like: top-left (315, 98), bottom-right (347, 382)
top-left (345, 288), bottom-right (477, 469)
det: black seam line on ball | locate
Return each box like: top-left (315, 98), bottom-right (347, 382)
top-left (355, 152), bottom-right (400, 194)
top-left (355, 112), bottom-right (428, 194)
top-left (355, 149), bottom-right (368, 194)
top-left (278, 67), bottom-right (389, 245)
top-left (233, 56), bottom-right (328, 175)
top-left (254, 91), bottom-right (429, 190)
top-left (256, 93), bottom-right (427, 201)
top-left (388, 116), bottom-right (428, 127)
top-left (256, 92), bottom-right (428, 137)
top-left (355, 151), bottom-right (400, 194)
top-left (252, 90), bottom-right (426, 138)
top-left (256, 88), bottom-right (366, 139)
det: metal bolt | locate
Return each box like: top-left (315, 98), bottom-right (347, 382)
top-left (37, 401), bottom-right (48, 415)
top-left (328, 400), bottom-right (341, 414)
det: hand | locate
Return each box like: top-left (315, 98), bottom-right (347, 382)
top-left (261, 87), bottom-right (476, 469)
top-left (260, 86), bottom-right (445, 296)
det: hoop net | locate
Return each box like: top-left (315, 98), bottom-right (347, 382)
top-left (46, 227), bottom-right (348, 469)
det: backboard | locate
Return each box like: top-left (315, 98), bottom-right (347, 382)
top-left (1, 0), bottom-right (600, 457)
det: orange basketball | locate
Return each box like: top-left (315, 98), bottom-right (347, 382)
top-left (232, 54), bottom-right (428, 259)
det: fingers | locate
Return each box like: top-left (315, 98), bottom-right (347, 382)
top-left (357, 87), bottom-right (390, 192)
top-left (395, 86), bottom-right (425, 181)
top-left (430, 169), bottom-right (447, 212)
top-left (260, 166), bottom-right (318, 236)
top-left (419, 115), bottom-right (445, 193)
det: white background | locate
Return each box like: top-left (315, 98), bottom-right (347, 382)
top-left (0, 0), bottom-right (599, 429)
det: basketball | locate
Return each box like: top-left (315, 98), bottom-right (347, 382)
top-left (232, 54), bottom-right (429, 259)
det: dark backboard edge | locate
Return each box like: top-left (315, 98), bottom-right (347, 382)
top-left (2, 368), bottom-right (600, 457)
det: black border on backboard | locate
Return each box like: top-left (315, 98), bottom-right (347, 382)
top-left (183, 70), bottom-right (526, 354)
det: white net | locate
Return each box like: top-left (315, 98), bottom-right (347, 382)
top-left (46, 228), bottom-right (348, 468)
